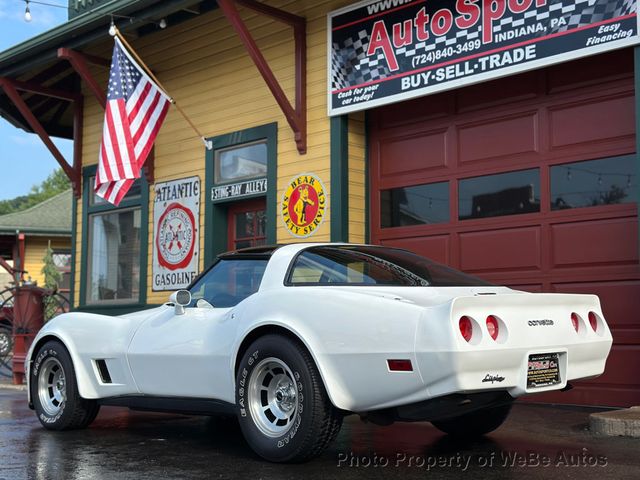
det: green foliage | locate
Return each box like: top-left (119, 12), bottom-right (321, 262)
top-left (41, 243), bottom-right (62, 322)
top-left (0, 169), bottom-right (69, 216)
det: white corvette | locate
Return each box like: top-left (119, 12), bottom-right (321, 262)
top-left (26, 243), bottom-right (612, 462)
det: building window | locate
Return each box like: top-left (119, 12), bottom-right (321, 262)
top-left (459, 169), bottom-right (540, 220)
top-left (205, 123), bottom-right (277, 265)
top-left (81, 168), bottom-right (148, 307)
top-left (550, 155), bottom-right (637, 210)
top-left (215, 141), bottom-right (268, 184)
top-left (381, 182), bottom-right (449, 228)
top-left (52, 251), bottom-right (72, 292)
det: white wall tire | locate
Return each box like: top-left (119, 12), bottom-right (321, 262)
top-left (235, 334), bottom-right (342, 463)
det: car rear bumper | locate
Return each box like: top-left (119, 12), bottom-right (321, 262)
top-left (415, 336), bottom-right (612, 399)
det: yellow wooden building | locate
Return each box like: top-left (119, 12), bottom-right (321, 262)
top-left (0, 190), bottom-right (72, 293)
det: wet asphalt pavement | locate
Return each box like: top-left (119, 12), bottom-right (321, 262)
top-left (1, 387), bottom-right (639, 480)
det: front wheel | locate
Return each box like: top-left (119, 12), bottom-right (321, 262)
top-left (235, 334), bottom-right (342, 463)
top-left (31, 340), bottom-right (100, 430)
top-left (431, 402), bottom-right (513, 437)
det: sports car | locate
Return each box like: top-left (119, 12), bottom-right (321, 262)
top-left (26, 243), bottom-right (612, 462)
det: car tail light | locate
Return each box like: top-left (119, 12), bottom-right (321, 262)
top-left (571, 312), bottom-right (580, 333)
top-left (588, 312), bottom-right (598, 332)
top-left (387, 359), bottom-right (413, 372)
top-left (459, 316), bottom-right (473, 342)
top-left (486, 315), bottom-right (499, 341)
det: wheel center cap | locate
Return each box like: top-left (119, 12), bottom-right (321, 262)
top-left (275, 383), bottom-right (296, 412)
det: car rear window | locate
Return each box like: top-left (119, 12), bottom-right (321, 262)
top-left (286, 246), bottom-right (491, 287)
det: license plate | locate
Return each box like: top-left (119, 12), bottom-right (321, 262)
top-left (527, 353), bottom-right (561, 388)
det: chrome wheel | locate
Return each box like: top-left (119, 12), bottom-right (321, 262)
top-left (37, 357), bottom-right (66, 416)
top-left (248, 357), bottom-right (298, 438)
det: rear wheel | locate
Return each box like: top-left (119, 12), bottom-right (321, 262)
top-left (235, 334), bottom-right (342, 463)
top-left (31, 340), bottom-right (99, 430)
top-left (431, 403), bottom-right (513, 437)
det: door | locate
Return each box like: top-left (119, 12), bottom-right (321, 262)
top-left (228, 199), bottom-right (266, 250)
top-left (127, 256), bottom-right (270, 400)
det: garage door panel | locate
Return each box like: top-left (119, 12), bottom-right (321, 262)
top-left (589, 345), bottom-right (640, 387)
top-left (374, 94), bottom-right (451, 130)
top-left (551, 217), bottom-right (638, 267)
top-left (370, 52), bottom-right (637, 407)
top-left (459, 227), bottom-right (541, 272)
top-left (382, 235), bottom-right (450, 265)
top-left (380, 129), bottom-right (448, 177)
top-left (457, 71), bottom-right (538, 113)
top-left (458, 113), bottom-right (538, 164)
top-left (551, 280), bottom-right (640, 335)
top-left (505, 284), bottom-right (543, 293)
top-left (549, 94), bottom-right (635, 148)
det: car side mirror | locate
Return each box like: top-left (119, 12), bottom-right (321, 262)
top-left (169, 290), bottom-right (191, 316)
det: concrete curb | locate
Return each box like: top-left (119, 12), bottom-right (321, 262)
top-left (590, 406), bottom-right (640, 437)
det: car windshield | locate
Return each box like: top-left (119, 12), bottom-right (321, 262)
top-left (189, 258), bottom-right (268, 307)
top-left (287, 246), bottom-right (491, 287)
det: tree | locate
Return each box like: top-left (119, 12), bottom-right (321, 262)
top-left (0, 169), bottom-right (70, 215)
top-left (41, 243), bottom-right (62, 322)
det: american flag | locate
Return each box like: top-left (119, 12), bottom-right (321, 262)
top-left (95, 37), bottom-right (171, 205)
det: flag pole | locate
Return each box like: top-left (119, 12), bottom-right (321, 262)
top-left (113, 27), bottom-right (213, 150)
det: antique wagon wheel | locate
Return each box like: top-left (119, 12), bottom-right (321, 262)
top-left (0, 288), bottom-right (70, 377)
top-left (0, 287), bottom-right (16, 377)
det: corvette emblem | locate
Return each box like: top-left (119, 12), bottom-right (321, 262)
top-left (281, 174), bottom-right (327, 238)
top-left (528, 319), bottom-right (554, 326)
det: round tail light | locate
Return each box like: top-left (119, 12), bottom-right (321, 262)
top-left (571, 312), bottom-right (580, 333)
top-left (588, 312), bottom-right (598, 332)
top-left (459, 316), bottom-right (473, 342)
top-left (486, 315), bottom-right (499, 341)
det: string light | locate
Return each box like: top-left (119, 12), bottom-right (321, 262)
top-left (20, 0), bottom-right (67, 22)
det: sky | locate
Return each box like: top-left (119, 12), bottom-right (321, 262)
top-left (0, 0), bottom-right (73, 200)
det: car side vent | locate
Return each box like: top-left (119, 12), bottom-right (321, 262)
top-left (96, 360), bottom-right (112, 384)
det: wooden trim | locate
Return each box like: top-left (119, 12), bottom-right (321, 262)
top-left (330, 115), bottom-right (349, 242)
top-left (58, 48), bottom-right (107, 109)
top-left (635, 46), bottom-right (640, 257)
top-left (217, 0), bottom-right (306, 154)
top-left (0, 78), bottom-right (81, 196)
top-left (205, 123), bottom-right (277, 266)
top-left (79, 165), bottom-right (149, 308)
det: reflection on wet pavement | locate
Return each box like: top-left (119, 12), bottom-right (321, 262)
top-left (0, 388), bottom-right (638, 480)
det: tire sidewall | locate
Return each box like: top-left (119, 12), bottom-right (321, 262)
top-left (31, 341), bottom-right (76, 429)
top-left (236, 336), bottom-right (314, 462)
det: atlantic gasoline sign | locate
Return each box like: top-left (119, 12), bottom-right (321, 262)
top-left (281, 174), bottom-right (327, 238)
top-left (328, 0), bottom-right (640, 115)
top-left (152, 177), bottom-right (200, 291)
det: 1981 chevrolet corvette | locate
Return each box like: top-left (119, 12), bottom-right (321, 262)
top-left (26, 243), bottom-right (612, 462)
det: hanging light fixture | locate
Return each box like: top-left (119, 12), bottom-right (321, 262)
top-left (24, 0), bottom-right (32, 22)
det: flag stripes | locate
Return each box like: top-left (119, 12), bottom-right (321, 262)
top-left (95, 37), bottom-right (171, 205)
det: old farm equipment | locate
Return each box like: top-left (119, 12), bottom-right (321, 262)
top-left (0, 257), bottom-right (69, 384)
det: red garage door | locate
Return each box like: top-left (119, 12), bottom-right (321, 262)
top-left (369, 49), bottom-right (639, 407)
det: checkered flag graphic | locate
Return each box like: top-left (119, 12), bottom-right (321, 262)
top-left (330, 0), bottom-right (636, 91)
top-left (544, 0), bottom-right (635, 34)
top-left (331, 30), bottom-right (391, 91)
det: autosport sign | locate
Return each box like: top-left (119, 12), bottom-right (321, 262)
top-left (152, 176), bottom-right (200, 291)
top-left (328, 0), bottom-right (640, 115)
